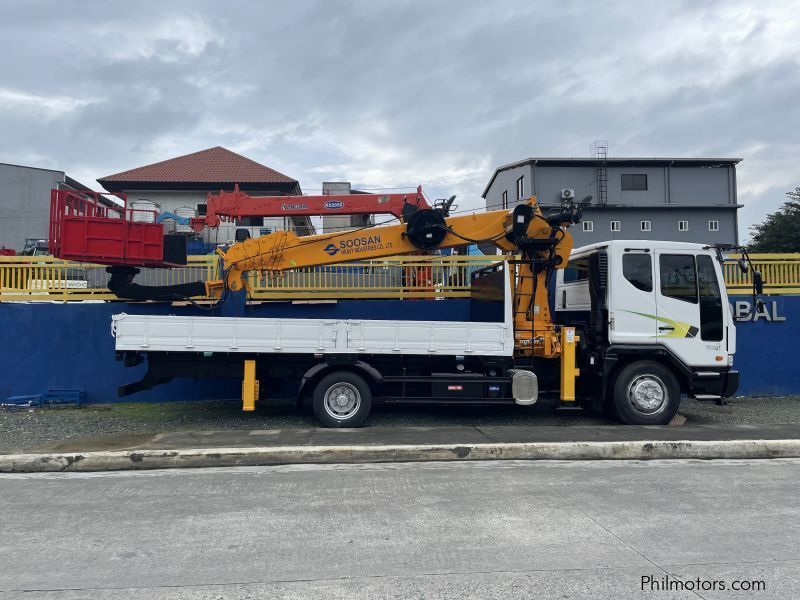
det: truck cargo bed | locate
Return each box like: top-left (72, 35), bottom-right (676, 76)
top-left (112, 313), bottom-right (513, 357)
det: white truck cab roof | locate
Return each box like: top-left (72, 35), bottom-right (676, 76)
top-left (570, 239), bottom-right (715, 258)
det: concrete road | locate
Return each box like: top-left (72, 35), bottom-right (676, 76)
top-left (1, 460), bottom-right (799, 599)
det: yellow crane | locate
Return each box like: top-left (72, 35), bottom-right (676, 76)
top-left (207, 196), bottom-right (582, 363)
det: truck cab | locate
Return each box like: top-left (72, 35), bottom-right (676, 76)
top-left (555, 240), bottom-right (739, 424)
top-left (21, 238), bottom-right (49, 256)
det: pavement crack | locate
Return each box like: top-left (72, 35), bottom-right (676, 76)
top-left (473, 426), bottom-right (498, 443)
top-left (0, 565), bottom-right (661, 593)
top-left (547, 487), bottom-right (708, 600)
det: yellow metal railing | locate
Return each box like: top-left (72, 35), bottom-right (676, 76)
top-left (0, 256), bottom-right (218, 302)
top-left (249, 255), bottom-right (499, 299)
top-left (723, 254), bottom-right (800, 295)
top-left (3, 253), bottom-right (800, 302)
top-left (0, 255), bottom-right (502, 301)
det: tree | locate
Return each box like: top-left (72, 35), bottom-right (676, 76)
top-left (748, 188), bottom-right (800, 252)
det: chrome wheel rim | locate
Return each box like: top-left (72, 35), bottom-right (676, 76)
top-left (627, 375), bottom-right (667, 415)
top-left (323, 383), bottom-right (361, 421)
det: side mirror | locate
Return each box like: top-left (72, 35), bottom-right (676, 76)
top-left (737, 258), bottom-right (748, 274)
top-left (753, 270), bottom-right (764, 295)
top-left (442, 195), bottom-right (457, 216)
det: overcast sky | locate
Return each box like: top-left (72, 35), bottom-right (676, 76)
top-left (1, 0), bottom-right (798, 237)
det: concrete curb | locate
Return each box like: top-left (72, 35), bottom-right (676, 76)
top-left (2, 439), bottom-right (800, 473)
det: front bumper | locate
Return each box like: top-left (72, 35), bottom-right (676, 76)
top-left (723, 370), bottom-right (740, 397)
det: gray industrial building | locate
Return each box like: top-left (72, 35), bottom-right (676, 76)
top-left (482, 155), bottom-right (742, 246)
top-left (321, 182), bottom-right (372, 233)
top-left (0, 163), bottom-right (94, 252)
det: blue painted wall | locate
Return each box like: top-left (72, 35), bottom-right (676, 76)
top-left (728, 294), bottom-right (798, 396)
top-left (0, 295), bottom-right (796, 402)
top-left (0, 300), bottom-right (472, 403)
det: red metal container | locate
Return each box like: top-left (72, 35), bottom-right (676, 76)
top-left (49, 189), bottom-right (176, 267)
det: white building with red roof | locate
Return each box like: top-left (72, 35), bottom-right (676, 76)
top-left (98, 146), bottom-right (313, 243)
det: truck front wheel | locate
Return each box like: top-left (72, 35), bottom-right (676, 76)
top-left (611, 360), bottom-right (680, 425)
top-left (313, 371), bottom-right (373, 428)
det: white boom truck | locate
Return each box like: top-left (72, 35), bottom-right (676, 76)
top-left (112, 233), bottom-right (745, 427)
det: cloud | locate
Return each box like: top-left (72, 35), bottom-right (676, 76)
top-left (0, 0), bottom-right (796, 235)
top-left (0, 88), bottom-right (93, 118)
top-left (113, 18), bottom-right (214, 62)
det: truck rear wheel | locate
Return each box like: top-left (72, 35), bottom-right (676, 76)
top-left (313, 371), bottom-right (372, 428)
top-left (611, 360), bottom-right (680, 425)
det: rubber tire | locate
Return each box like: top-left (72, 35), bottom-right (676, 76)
top-left (611, 360), bottom-right (681, 425)
top-left (312, 371), bottom-right (372, 428)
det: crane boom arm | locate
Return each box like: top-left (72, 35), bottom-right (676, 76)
top-left (210, 199), bottom-right (575, 295)
top-left (204, 196), bottom-right (583, 361)
top-left (193, 185), bottom-right (432, 231)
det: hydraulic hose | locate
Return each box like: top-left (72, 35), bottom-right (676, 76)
top-left (106, 267), bottom-right (207, 302)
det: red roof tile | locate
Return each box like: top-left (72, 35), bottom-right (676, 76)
top-left (98, 146), bottom-right (297, 184)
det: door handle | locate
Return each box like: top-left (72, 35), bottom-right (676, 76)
top-left (658, 326), bottom-right (674, 331)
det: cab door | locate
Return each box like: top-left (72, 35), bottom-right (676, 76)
top-left (609, 250), bottom-right (658, 343)
top-left (655, 252), bottom-right (724, 366)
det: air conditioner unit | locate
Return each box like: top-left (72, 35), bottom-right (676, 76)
top-left (561, 188), bottom-right (575, 200)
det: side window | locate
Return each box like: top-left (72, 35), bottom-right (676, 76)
top-left (659, 254), bottom-right (697, 303)
top-left (563, 257), bottom-right (589, 283)
top-left (621, 174), bottom-right (648, 190)
top-left (623, 254), bottom-right (653, 292)
top-left (236, 217), bottom-right (264, 226)
top-left (697, 255), bottom-right (723, 341)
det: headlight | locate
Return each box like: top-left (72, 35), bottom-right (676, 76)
top-left (727, 354), bottom-right (734, 367)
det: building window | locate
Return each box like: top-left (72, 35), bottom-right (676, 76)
top-left (640, 220), bottom-right (652, 232)
top-left (708, 220), bottom-right (720, 232)
top-left (610, 220), bottom-right (621, 232)
top-left (621, 174), bottom-right (648, 191)
top-left (197, 203), bottom-right (207, 216)
top-left (582, 221), bottom-right (594, 232)
top-left (502, 190), bottom-right (508, 210)
top-left (516, 176), bottom-right (524, 200)
top-left (237, 217), bottom-right (264, 226)
top-left (678, 220), bottom-right (689, 232)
